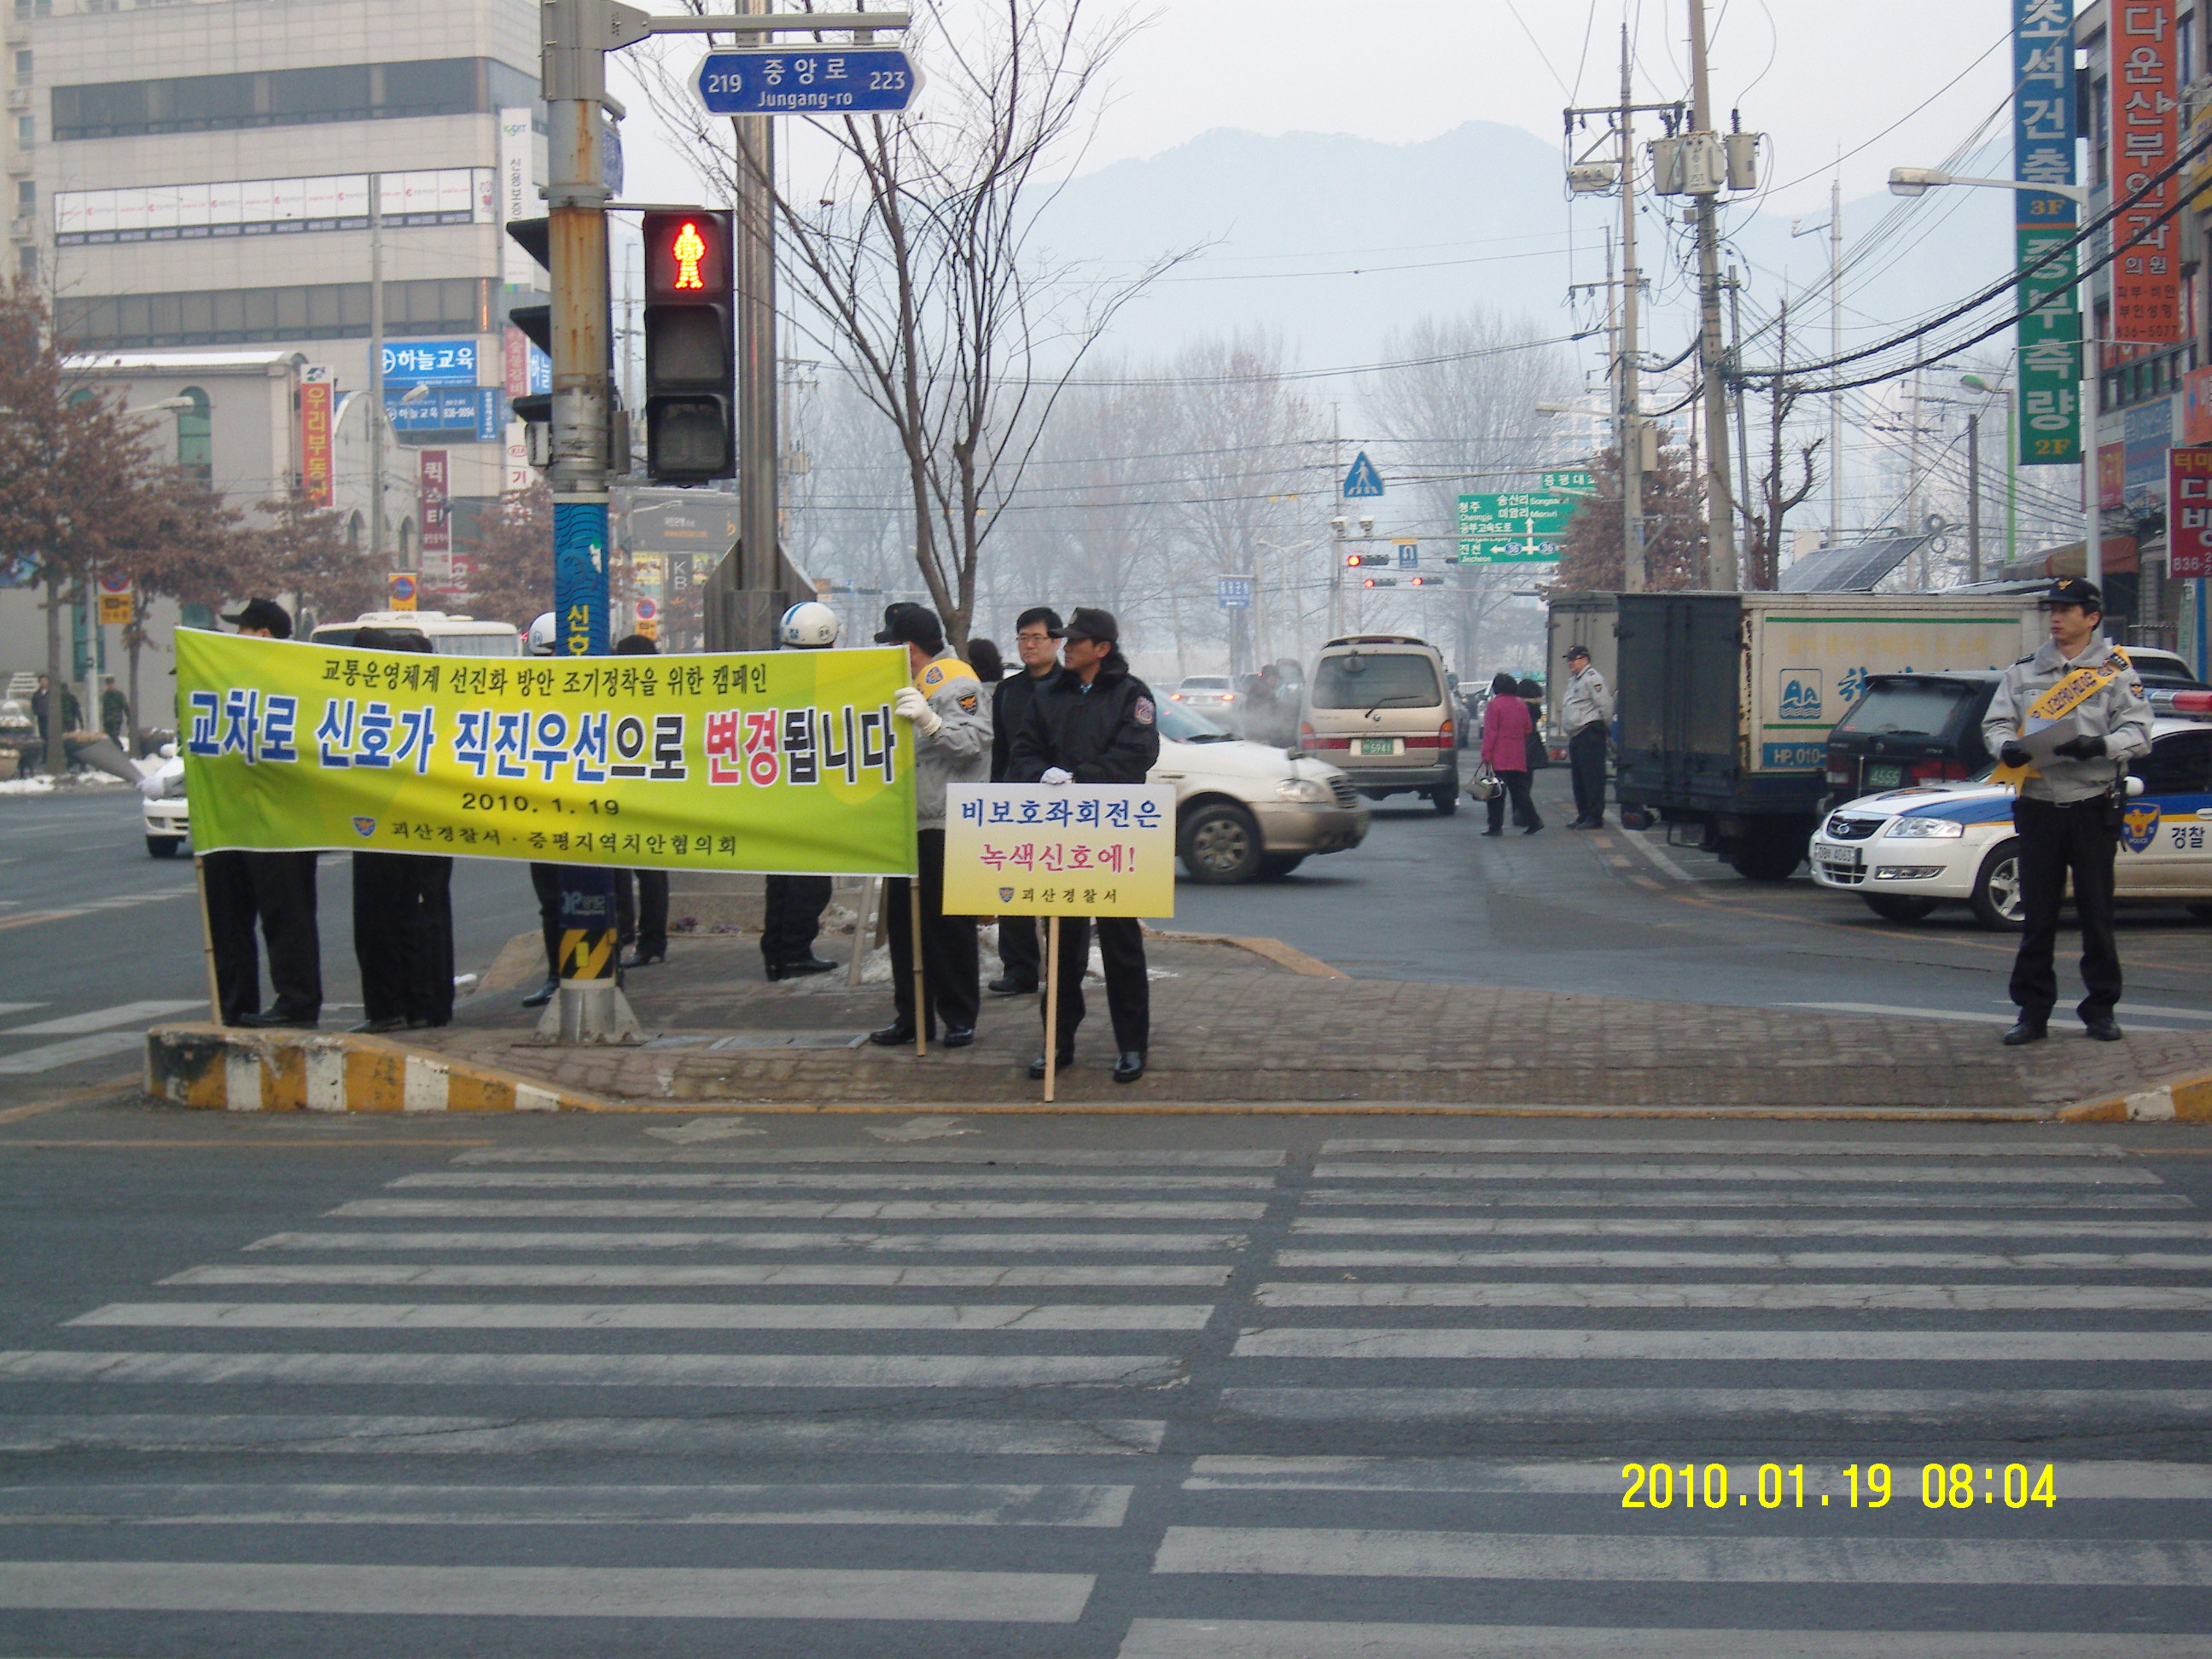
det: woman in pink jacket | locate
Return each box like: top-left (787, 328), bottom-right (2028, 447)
top-left (1479, 670), bottom-right (1542, 836)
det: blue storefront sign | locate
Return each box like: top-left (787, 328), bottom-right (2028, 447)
top-left (382, 340), bottom-right (480, 385)
top-left (384, 386), bottom-right (505, 441)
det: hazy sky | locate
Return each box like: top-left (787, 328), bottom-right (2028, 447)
top-left (615, 3), bottom-right (2019, 216)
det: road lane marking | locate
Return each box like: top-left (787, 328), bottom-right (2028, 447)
top-left (457, 1147), bottom-right (1287, 1167)
top-left (1785, 999), bottom-right (2192, 1032)
top-left (389, 1171), bottom-right (1279, 1191)
top-left (0, 1560), bottom-right (1095, 1621)
top-left (1302, 1186), bottom-right (2187, 1210)
top-left (1283, 1218), bottom-right (2212, 1246)
top-left (1230, 1329), bottom-right (2212, 1362)
top-left (1270, 1248), bottom-right (2212, 1270)
top-left (1307, 1161), bottom-right (2156, 1185)
top-left (0, 1033), bottom-right (146, 1075)
top-left (1149, 1527), bottom-right (2212, 1586)
top-left (0, 1000), bottom-right (205, 1037)
top-left (1256, 1282), bottom-right (2212, 1311)
top-left (0, 1349), bottom-right (1185, 1388)
top-left (1319, 1138), bottom-right (2127, 1157)
top-left (329, 1197), bottom-right (1270, 1220)
top-left (0, 1481), bottom-right (1132, 1528)
top-left (248, 1229), bottom-right (1250, 1253)
top-left (1117, 1620), bottom-right (2210, 1656)
top-left (1178, 1458), bottom-right (2212, 1499)
top-left (72, 1300), bottom-right (1219, 1330)
top-left (1222, 1387), bottom-right (2212, 1423)
top-left (0, 1004), bottom-right (45, 1016)
top-left (160, 1264), bottom-right (1236, 1288)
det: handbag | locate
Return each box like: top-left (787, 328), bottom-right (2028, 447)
top-left (1466, 761), bottom-right (1502, 802)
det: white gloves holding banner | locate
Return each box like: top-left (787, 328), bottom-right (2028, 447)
top-left (894, 685), bottom-right (942, 736)
top-left (1040, 767), bottom-right (1073, 785)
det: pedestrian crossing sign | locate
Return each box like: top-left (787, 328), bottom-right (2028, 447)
top-left (1342, 452), bottom-right (1385, 498)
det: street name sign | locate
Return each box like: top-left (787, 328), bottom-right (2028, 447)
top-left (1217, 575), bottom-right (1254, 609)
top-left (693, 47), bottom-right (921, 115)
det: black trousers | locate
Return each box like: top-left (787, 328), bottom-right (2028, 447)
top-left (1043, 914), bottom-right (1149, 1055)
top-left (529, 862), bottom-right (563, 981)
top-left (888, 830), bottom-right (980, 1036)
top-left (352, 852), bottom-right (454, 1027)
top-left (761, 874), bottom-right (833, 968)
top-left (2010, 794), bottom-right (2123, 1022)
top-left (202, 849), bottom-right (322, 1024)
top-left (997, 914), bottom-right (1040, 987)
top-left (1569, 723), bottom-right (1608, 823)
top-left (1486, 769), bottom-right (1541, 832)
top-left (615, 869), bottom-right (670, 956)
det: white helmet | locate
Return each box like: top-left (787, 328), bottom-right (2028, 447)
top-left (526, 612), bottom-right (558, 655)
top-left (780, 600), bottom-right (841, 649)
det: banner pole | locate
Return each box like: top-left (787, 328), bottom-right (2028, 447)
top-left (848, 875), bottom-right (878, 989)
top-left (1042, 913), bottom-right (1060, 1104)
top-left (192, 854), bottom-right (222, 1023)
top-left (910, 882), bottom-right (927, 1057)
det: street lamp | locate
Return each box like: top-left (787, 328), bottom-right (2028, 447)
top-left (1885, 166), bottom-right (2100, 585)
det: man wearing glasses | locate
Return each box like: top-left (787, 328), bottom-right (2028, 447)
top-left (986, 607), bottom-right (1064, 997)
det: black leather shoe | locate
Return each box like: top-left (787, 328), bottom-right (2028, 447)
top-left (521, 978), bottom-right (558, 1009)
top-left (1113, 1050), bottom-right (1146, 1084)
top-left (765, 957), bottom-right (838, 981)
top-left (349, 1017), bottom-right (406, 1034)
top-left (620, 948), bottom-right (667, 969)
top-left (1480, 827), bottom-right (1502, 837)
top-left (1523, 824), bottom-right (1542, 835)
top-left (235, 1008), bottom-right (317, 1029)
top-left (940, 1025), bottom-right (975, 1049)
top-left (869, 1022), bottom-right (916, 1047)
top-left (2085, 1016), bottom-right (2125, 1042)
top-left (1027, 1050), bottom-right (1074, 1080)
top-left (2001, 1018), bottom-right (2049, 1046)
top-left (988, 975), bottom-right (1039, 997)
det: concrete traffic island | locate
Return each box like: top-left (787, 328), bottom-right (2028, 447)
top-left (141, 929), bottom-right (2212, 1119)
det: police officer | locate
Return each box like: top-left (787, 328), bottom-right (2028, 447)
top-left (346, 628), bottom-right (455, 1032)
top-left (1561, 643), bottom-right (1613, 829)
top-left (1980, 577), bottom-right (2153, 1045)
top-left (1010, 607), bottom-right (1159, 1084)
top-left (761, 602), bottom-right (842, 981)
top-left (610, 633), bottom-right (672, 970)
top-left (201, 597), bottom-right (323, 1027)
top-left (987, 606), bottom-right (1063, 996)
top-left (520, 611), bottom-right (565, 1008)
top-left (869, 602), bottom-right (991, 1048)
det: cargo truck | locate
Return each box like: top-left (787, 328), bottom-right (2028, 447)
top-left (1609, 591), bottom-right (2041, 879)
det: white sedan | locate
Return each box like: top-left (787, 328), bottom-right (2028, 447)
top-left (1154, 699), bottom-right (1369, 882)
top-left (1810, 713), bottom-right (2212, 928)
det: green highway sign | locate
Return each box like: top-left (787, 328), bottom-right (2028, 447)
top-left (1538, 469), bottom-right (1594, 493)
top-left (1457, 538), bottom-right (1560, 565)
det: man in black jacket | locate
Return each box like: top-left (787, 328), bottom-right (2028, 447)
top-left (1009, 607), bottom-right (1159, 1084)
top-left (987, 606), bottom-right (1062, 996)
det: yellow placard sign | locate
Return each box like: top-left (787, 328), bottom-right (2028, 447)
top-left (174, 630), bottom-right (918, 876)
top-left (941, 783), bottom-right (1176, 917)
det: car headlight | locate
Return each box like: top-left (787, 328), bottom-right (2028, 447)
top-left (1885, 816), bottom-right (1965, 839)
top-left (1275, 777), bottom-right (1331, 804)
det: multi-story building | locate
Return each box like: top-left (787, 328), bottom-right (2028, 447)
top-left (0, 0), bottom-right (548, 681)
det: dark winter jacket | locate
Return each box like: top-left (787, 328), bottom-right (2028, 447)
top-left (1009, 653), bottom-right (1161, 784)
top-left (991, 665), bottom-right (1062, 782)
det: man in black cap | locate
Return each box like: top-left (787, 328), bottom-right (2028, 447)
top-left (201, 598), bottom-right (323, 1027)
top-left (1981, 577), bottom-right (2152, 1045)
top-left (1560, 643), bottom-right (1613, 829)
top-left (987, 606), bottom-right (1063, 996)
top-left (869, 602), bottom-right (990, 1048)
top-left (1010, 607), bottom-right (1159, 1083)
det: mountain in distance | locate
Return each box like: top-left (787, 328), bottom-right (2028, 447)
top-left (1039, 121), bottom-right (2015, 377)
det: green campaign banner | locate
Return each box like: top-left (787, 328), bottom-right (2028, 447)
top-left (175, 630), bottom-right (918, 876)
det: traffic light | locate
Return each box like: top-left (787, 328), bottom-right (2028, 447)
top-left (1343, 550), bottom-right (1390, 568)
top-left (643, 209), bottom-right (735, 482)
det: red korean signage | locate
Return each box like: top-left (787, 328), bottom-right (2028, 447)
top-left (300, 380), bottom-right (334, 507)
top-left (419, 448), bottom-right (450, 555)
top-left (2171, 447), bottom-right (2212, 577)
top-left (2111, 1), bottom-right (2182, 343)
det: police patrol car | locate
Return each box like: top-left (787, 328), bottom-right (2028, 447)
top-left (1809, 690), bottom-right (2212, 929)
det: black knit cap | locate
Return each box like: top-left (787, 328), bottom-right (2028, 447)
top-left (1063, 606), bottom-right (1119, 644)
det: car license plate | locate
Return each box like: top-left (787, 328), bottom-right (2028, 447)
top-left (1359, 737), bottom-right (1396, 756)
top-left (1865, 763), bottom-right (1903, 789)
top-left (1820, 847), bottom-right (1863, 871)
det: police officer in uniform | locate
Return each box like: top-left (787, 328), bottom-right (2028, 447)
top-left (869, 602), bottom-right (991, 1047)
top-left (609, 633), bottom-right (673, 970)
top-left (1561, 643), bottom-right (1613, 829)
top-left (760, 602), bottom-right (843, 980)
top-left (987, 606), bottom-right (1063, 996)
top-left (1980, 578), bottom-right (2153, 1045)
top-left (1010, 607), bottom-right (1159, 1084)
top-left (346, 628), bottom-right (455, 1032)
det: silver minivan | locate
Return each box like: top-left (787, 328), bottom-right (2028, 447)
top-left (1298, 634), bottom-right (1458, 813)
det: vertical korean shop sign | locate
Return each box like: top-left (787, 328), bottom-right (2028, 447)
top-left (2015, 0), bottom-right (2081, 465)
top-left (2111, 0), bottom-right (2181, 343)
top-left (2172, 448), bottom-right (2212, 578)
top-left (300, 375), bottom-right (335, 506)
top-left (941, 784), bottom-right (1176, 918)
top-left (419, 450), bottom-right (450, 556)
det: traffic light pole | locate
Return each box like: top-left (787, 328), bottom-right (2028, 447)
top-left (731, 0), bottom-right (782, 653)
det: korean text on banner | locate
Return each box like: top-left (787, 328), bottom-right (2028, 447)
top-left (2014, 0), bottom-right (2081, 466)
top-left (2111, 0), bottom-right (2182, 344)
top-left (419, 449), bottom-right (450, 555)
top-left (941, 783), bottom-right (1175, 919)
top-left (300, 380), bottom-right (335, 507)
top-left (2172, 447), bottom-right (2212, 579)
top-left (174, 632), bottom-right (919, 877)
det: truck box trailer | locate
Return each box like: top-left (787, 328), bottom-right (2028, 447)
top-left (1543, 591), bottom-right (1618, 754)
top-left (1611, 591), bottom-right (2041, 878)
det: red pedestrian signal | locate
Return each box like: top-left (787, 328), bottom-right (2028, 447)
top-left (645, 211), bottom-right (731, 299)
top-left (642, 210), bottom-right (735, 482)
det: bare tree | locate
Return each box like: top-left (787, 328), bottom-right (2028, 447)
top-left (1555, 432), bottom-right (1707, 592)
top-left (639, 0), bottom-right (1188, 645)
top-left (1733, 305), bottom-right (1821, 591)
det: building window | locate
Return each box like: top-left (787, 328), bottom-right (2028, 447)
top-left (347, 511), bottom-right (364, 551)
top-left (55, 277), bottom-right (504, 350)
top-left (14, 49), bottom-right (32, 84)
top-left (177, 387), bottom-right (212, 485)
top-left (14, 181), bottom-right (30, 213)
top-left (14, 114), bottom-right (31, 148)
top-left (49, 57), bottom-right (540, 142)
top-left (16, 245), bottom-right (33, 278)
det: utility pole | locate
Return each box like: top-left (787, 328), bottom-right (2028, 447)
top-left (1726, 265), bottom-right (1749, 570)
top-left (1828, 178), bottom-right (1842, 542)
top-left (731, 0), bottom-right (781, 651)
top-left (1966, 410), bottom-right (1982, 584)
top-left (1687, 0), bottom-right (1737, 588)
top-left (368, 171), bottom-right (386, 572)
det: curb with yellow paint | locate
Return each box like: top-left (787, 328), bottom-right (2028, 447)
top-left (144, 1024), bottom-right (602, 1115)
top-left (2058, 1073), bottom-right (2212, 1123)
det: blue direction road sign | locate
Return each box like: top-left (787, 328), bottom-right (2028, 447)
top-left (1394, 540), bottom-right (1418, 569)
top-left (1342, 451), bottom-right (1385, 498)
top-left (1217, 575), bottom-right (1254, 609)
top-left (694, 47), bottom-right (921, 116)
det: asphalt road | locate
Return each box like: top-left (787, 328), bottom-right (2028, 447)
top-left (0, 1105), bottom-right (2206, 1655)
top-left (1169, 767), bottom-right (2212, 1035)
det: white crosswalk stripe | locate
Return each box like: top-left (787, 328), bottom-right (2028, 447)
top-left (1117, 1621), bottom-right (2209, 1657)
top-left (0, 998), bottom-right (204, 1036)
top-left (0, 1030), bottom-right (148, 1074)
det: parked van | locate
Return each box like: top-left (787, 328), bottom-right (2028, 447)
top-left (311, 610), bottom-right (522, 655)
top-left (1298, 634), bottom-right (1459, 813)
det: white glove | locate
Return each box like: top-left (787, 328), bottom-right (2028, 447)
top-left (137, 771), bottom-right (169, 799)
top-left (894, 685), bottom-right (941, 736)
top-left (1040, 766), bottom-right (1073, 785)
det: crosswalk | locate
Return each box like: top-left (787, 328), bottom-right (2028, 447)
top-left (0, 998), bottom-right (202, 1075)
top-left (0, 1129), bottom-right (2206, 1654)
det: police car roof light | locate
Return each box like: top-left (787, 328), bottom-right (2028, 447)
top-left (2150, 689), bottom-right (2212, 719)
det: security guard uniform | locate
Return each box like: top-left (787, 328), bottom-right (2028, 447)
top-left (1978, 579), bottom-right (2153, 1040)
top-left (989, 654), bottom-right (1062, 992)
top-left (1561, 648), bottom-right (1613, 828)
